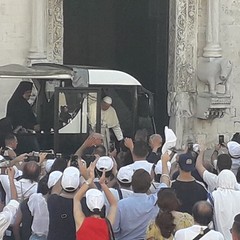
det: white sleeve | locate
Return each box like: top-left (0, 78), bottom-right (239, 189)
top-left (203, 170), bottom-right (218, 193)
top-left (0, 200), bottom-right (19, 232)
top-left (0, 175), bottom-right (11, 204)
top-left (112, 125), bottom-right (123, 141)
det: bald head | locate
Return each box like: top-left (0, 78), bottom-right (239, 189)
top-left (149, 134), bottom-right (162, 150)
top-left (22, 161), bottom-right (41, 182)
top-left (192, 201), bottom-right (213, 226)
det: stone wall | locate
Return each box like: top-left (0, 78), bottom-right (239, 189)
top-left (194, 0), bottom-right (240, 147)
top-left (0, 0), bottom-right (31, 118)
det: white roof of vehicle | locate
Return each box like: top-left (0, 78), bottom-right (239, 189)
top-left (88, 69), bottom-right (140, 86)
top-left (0, 64), bottom-right (141, 86)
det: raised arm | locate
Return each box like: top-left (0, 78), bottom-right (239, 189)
top-left (160, 152), bottom-right (171, 187)
top-left (10, 153), bottom-right (28, 169)
top-left (211, 144), bottom-right (221, 168)
top-left (195, 150), bottom-right (206, 178)
top-left (74, 133), bottom-right (101, 157)
top-left (99, 170), bottom-right (117, 225)
top-left (12, 207), bottom-right (23, 240)
top-left (8, 167), bottom-right (17, 200)
top-left (124, 138), bottom-right (134, 153)
top-left (73, 162), bottom-right (95, 231)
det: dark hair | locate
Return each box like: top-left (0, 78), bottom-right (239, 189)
top-left (50, 157), bottom-right (68, 173)
top-left (92, 208), bottom-right (101, 215)
top-left (131, 169), bottom-right (151, 193)
top-left (155, 189), bottom-right (180, 238)
top-left (22, 161), bottom-right (41, 182)
top-left (232, 214), bottom-right (240, 236)
top-left (95, 169), bottom-right (112, 178)
top-left (232, 133), bottom-right (240, 144)
top-left (118, 181), bottom-right (132, 188)
top-left (192, 201), bottom-right (213, 226)
top-left (132, 141), bottom-right (149, 159)
top-left (116, 151), bottom-right (133, 169)
top-left (5, 133), bottom-right (16, 143)
top-left (93, 145), bottom-right (106, 156)
top-left (217, 154), bottom-right (232, 172)
top-left (134, 129), bottom-right (148, 142)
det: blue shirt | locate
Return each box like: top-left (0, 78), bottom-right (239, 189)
top-left (113, 183), bottom-right (167, 240)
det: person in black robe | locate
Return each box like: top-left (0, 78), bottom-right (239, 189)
top-left (6, 81), bottom-right (39, 131)
top-left (6, 81), bottom-right (40, 153)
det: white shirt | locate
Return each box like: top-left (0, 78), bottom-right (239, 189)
top-left (203, 170), bottom-right (240, 192)
top-left (203, 170), bottom-right (218, 192)
top-left (28, 193), bottom-right (49, 236)
top-left (127, 160), bottom-right (153, 175)
top-left (0, 175), bottom-right (38, 203)
top-left (0, 200), bottom-right (19, 240)
top-left (174, 225), bottom-right (224, 240)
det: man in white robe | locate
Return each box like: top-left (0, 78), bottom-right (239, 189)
top-left (89, 96), bottom-right (123, 151)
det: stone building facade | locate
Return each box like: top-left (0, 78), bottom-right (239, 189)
top-left (0, 0), bottom-right (239, 148)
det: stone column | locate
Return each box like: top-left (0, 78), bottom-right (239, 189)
top-left (28, 0), bottom-right (47, 64)
top-left (47, 0), bottom-right (64, 63)
top-left (203, 0), bottom-right (222, 58)
top-left (168, 0), bottom-right (199, 149)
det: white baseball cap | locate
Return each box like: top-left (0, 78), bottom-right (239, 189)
top-left (96, 156), bottom-right (114, 172)
top-left (154, 160), bottom-right (171, 175)
top-left (102, 96), bottom-right (112, 105)
top-left (86, 189), bottom-right (105, 212)
top-left (61, 167), bottom-right (80, 192)
top-left (117, 166), bottom-right (134, 183)
top-left (48, 171), bottom-right (62, 188)
top-left (45, 159), bottom-right (55, 173)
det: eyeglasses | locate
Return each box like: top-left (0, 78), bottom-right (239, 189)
top-left (230, 228), bottom-right (232, 234)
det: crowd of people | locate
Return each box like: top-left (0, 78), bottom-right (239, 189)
top-left (0, 129), bottom-right (240, 240)
top-left (0, 80), bottom-right (240, 239)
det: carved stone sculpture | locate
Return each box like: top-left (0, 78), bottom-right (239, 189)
top-left (197, 57), bottom-right (232, 95)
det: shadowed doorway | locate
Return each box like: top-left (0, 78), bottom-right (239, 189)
top-left (63, 0), bottom-right (169, 135)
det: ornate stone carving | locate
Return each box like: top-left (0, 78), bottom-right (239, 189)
top-left (168, 0), bottom-right (198, 148)
top-left (47, 0), bottom-right (63, 63)
top-left (196, 94), bottom-right (231, 120)
top-left (168, 0), bottom-right (198, 93)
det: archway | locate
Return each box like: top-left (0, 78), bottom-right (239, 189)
top-left (62, 0), bottom-right (169, 135)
